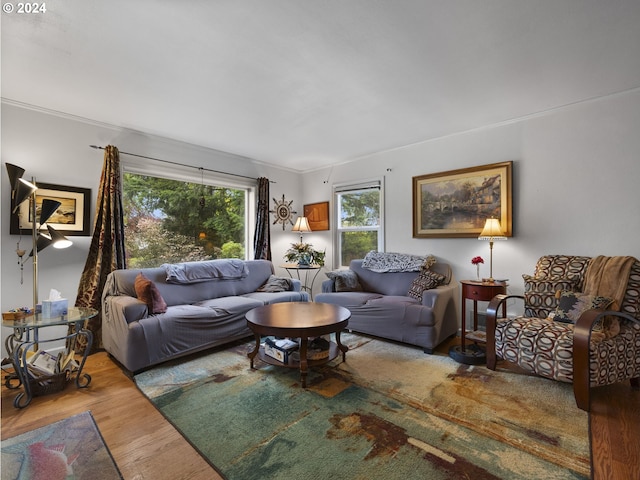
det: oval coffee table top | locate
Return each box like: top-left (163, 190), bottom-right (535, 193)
top-left (245, 302), bottom-right (350, 337)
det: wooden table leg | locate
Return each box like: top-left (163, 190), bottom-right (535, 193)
top-left (248, 333), bottom-right (260, 369)
top-left (335, 330), bottom-right (348, 361)
top-left (299, 336), bottom-right (308, 388)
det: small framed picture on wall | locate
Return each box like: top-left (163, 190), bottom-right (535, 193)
top-left (11, 182), bottom-right (92, 236)
top-left (303, 201), bottom-right (330, 231)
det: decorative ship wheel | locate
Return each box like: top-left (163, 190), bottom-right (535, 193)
top-left (270, 195), bottom-right (297, 230)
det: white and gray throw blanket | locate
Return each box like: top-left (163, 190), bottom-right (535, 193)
top-left (163, 259), bottom-right (248, 284)
top-left (361, 251), bottom-right (434, 273)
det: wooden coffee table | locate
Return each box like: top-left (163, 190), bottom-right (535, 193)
top-left (245, 302), bottom-right (350, 387)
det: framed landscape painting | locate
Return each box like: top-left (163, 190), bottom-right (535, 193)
top-left (412, 161), bottom-right (512, 238)
top-left (11, 182), bottom-right (92, 236)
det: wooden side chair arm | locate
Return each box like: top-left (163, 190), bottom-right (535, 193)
top-left (485, 294), bottom-right (524, 370)
top-left (573, 310), bottom-right (639, 411)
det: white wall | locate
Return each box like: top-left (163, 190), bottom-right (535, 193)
top-left (302, 89), bottom-right (640, 304)
top-left (3, 89), bottom-right (639, 354)
top-left (1, 103), bottom-right (302, 355)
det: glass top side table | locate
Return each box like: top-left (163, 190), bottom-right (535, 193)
top-left (280, 264), bottom-right (323, 300)
top-left (3, 306), bottom-right (98, 408)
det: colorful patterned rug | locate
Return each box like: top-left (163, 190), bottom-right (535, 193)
top-left (135, 334), bottom-right (589, 479)
top-left (1, 411), bottom-right (122, 480)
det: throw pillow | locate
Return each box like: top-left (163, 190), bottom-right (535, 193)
top-left (553, 291), bottom-right (614, 324)
top-left (134, 272), bottom-right (168, 314)
top-left (257, 275), bottom-right (293, 292)
top-left (407, 270), bottom-right (446, 300)
top-left (326, 270), bottom-right (362, 292)
top-left (522, 274), bottom-right (579, 317)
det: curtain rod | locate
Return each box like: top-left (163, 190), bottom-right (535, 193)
top-left (89, 145), bottom-right (273, 182)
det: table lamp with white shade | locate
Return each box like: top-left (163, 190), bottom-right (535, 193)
top-left (292, 216), bottom-right (312, 243)
top-left (478, 217), bottom-right (507, 282)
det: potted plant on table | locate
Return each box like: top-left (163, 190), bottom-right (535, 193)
top-left (284, 242), bottom-right (325, 268)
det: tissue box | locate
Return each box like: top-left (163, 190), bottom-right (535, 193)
top-left (263, 337), bottom-right (298, 364)
top-left (41, 299), bottom-right (68, 318)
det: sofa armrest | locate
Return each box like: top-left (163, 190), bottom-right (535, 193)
top-left (290, 278), bottom-right (303, 292)
top-left (420, 280), bottom-right (457, 307)
top-left (104, 295), bottom-right (148, 324)
top-left (321, 278), bottom-right (336, 293)
top-left (573, 309), bottom-right (639, 410)
top-left (101, 294), bottom-right (148, 368)
top-left (486, 294), bottom-right (525, 370)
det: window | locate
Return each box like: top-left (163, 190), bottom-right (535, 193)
top-left (334, 179), bottom-right (384, 268)
top-left (122, 161), bottom-right (253, 268)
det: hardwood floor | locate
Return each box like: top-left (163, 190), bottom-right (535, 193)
top-left (1, 352), bottom-right (222, 480)
top-left (2, 348), bottom-right (638, 479)
top-left (589, 382), bottom-right (640, 480)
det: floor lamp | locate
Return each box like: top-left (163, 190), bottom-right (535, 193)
top-left (5, 163), bottom-right (73, 311)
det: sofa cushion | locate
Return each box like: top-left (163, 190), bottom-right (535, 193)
top-left (366, 295), bottom-right (420, 306)
top-left (196, 296), bottom-right (263, 315)
top-left (350, 260), bottom-right (426, 296)
top-left (242, 291), bottom-right (309, 304)
top-left (407, 270), bottom-right (446, 300)
top-left (134, 273), bottom-right (167, 314)
top-left (553, 291), bottom-right (614, 323)
top-left (532, 255), bottom-right (592, 291)
top-left (315, 292), bottom-right (382, 308)
top-left (256, 275), bottom-right (293, 292)
top-left (522, 274), bottom-right (579, 318)
top-left (326, 270), bottom-right (362, 292)
top-left (495, 316), bottom-right (576, 382)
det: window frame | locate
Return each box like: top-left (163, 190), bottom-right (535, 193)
top-left (332, 177), bottom-right (385, 269)
top-left (121, 157), bottom-right (256, 260)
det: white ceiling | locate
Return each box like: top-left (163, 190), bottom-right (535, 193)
top-left (2, 0), bottom-right (640, 172)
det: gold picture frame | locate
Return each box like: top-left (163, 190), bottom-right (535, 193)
top-left (303, 201), bottom-right (330, 231)
top-left (10, 182), bottom-right (92, 236)
top-left (412, 161), bottom-right (512, 238)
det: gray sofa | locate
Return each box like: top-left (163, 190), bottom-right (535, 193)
top-left (315, 258), bottom-right (459, 353)
top-left (102, 259), bottom-right (308, 372)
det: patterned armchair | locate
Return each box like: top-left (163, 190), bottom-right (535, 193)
top-left (485, 255), bottom-right (640, 411)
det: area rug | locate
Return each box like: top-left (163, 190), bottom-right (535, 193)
top-left (1, 411), bottom-right (122, 480)
top-left (135, 334), bottom-right (589, 479)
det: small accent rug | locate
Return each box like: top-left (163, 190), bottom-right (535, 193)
top-left (135, 334), bottom-right (589, 479)
top-left (1, 411), bottom-right (122, 480)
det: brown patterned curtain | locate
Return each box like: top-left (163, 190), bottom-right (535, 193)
top-left (253, 177), bottom-right (271, 260)
top-left (70, 145), bottom-right (126, 354)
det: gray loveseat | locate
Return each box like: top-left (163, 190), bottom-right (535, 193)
top-left (102, 259), bottom-right (308, 372)
top-left (315, 255), bottom-right (459, 353)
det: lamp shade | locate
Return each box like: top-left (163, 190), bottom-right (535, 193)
top-left (12, 178), bottom-right (38, 213)
top-left (5, 163), bottom-right (25, 191)
top-left (38, 199), bottom-right (62, 225)
top-left (28, 234), bottom-right (53, 257)
top-left (47, 225), bottom-right (73, 249)
top-left (27, 227), bottom-right (72, 257)
top-left (478, 218), bottom-right (506, 240)
top-left (292, 216), bottom-right (312, 233)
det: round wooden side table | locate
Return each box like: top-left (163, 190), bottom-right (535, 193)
top-left (449, 280), bottom-right (507, 365)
